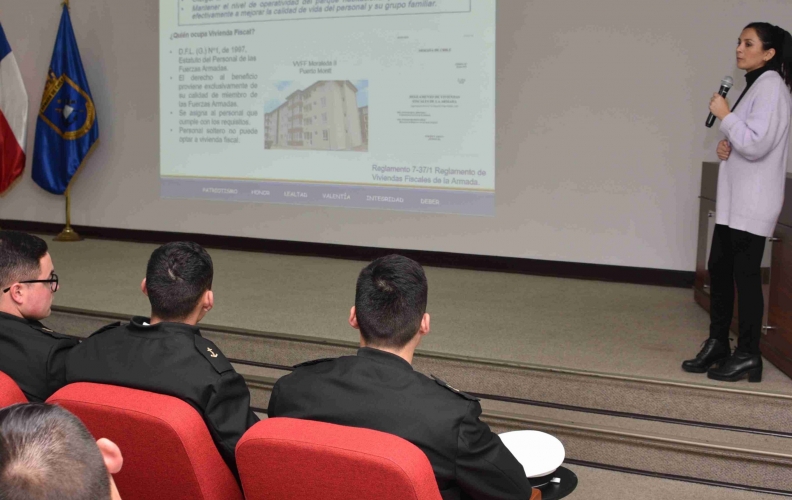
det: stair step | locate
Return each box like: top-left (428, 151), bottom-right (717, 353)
top-left (567, 463), bottom-right (784, 500)
top-left (49, 307), bottom-right (792, 437)
top-left (200, 319), bottom-right (792, 436)
top-left (233, 363), bottom-right (792, 493)
top-left (49, 309), bottom-right (792, 493)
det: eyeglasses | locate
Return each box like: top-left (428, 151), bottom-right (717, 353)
top-left (2, 273), bottom-right (59, 294)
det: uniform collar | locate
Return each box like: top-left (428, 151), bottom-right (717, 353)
top-left (357, 347), bottom-right (414, 371)
top-left (0, 311), bottom-right (63, 337)
top-left (128, 316), bottom-right (202, 337)
top-left (0, 310), bottom-right (44, 329)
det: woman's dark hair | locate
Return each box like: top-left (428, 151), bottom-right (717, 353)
top-left (744, 22), bottom-right (792, 93)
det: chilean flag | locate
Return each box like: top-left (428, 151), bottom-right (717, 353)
top-left (0, 23), bottom-right (28, 194)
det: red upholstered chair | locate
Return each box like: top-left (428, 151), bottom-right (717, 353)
top-left (47, 383), bottom-right (242, 500)
top-left (0, 371), bottom-right (27, 407)
top-left (236, 417), bottom-right (444, 500)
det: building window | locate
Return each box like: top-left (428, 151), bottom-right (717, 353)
top-left (321, 97), bottom-right (327, 107)
top-left (323, 130), bottom-right (329, 141)
top-left (322, 113), bottom-right (327, 125)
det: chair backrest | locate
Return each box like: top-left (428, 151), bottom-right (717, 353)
top-left (236, 417), bottom-right (443, 500)
top-left (0, 370), bottom-right (27, 407)
top-left (47, 383), bottom-right (242, 500)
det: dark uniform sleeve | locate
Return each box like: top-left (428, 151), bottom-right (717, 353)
top-left (204, 370), bottom-right (260, 475)
top-left (266, 380), bottom-right (280, 417)
top-left (455, 401), bottom-right (533, 500)
top-left (45, 338), bottom-right (79, 399)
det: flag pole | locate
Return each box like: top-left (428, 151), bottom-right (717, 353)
top-left (53, 0), bottom-right (82, 242)
top-left (54, 185), bottom-right (82, 241)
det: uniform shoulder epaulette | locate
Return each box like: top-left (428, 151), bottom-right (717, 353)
top-left (35, 324), bottom-right (77, 341)
top-left (293, 357), bottom-right (335, 369)
top-left (88, 321), bottom-right (123, 338)
top-left (431, 375), bottom-right (480, 401)
top-left (194, 335), bottom-right (233, 374)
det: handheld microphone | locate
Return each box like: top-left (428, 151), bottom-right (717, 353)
top-left (706, 76), bottom-right (734, 128)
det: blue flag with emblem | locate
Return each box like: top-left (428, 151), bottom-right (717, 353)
top-left (32, 3), bottom-right (98, 195)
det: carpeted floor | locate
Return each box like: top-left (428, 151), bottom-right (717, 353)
top-left (565, 464), bottom-right (783, 499)
top-left (43, 236), bottom-right (792, 393)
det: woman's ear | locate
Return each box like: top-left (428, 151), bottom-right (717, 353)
top-left (96, 438), bottom-right (123, 475)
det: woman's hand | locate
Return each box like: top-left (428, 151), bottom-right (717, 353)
top-left (709, 93), bottom-right (731, 121)
top-left (716, 139), bottom-right (731, 161)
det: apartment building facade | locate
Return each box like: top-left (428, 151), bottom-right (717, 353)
top-left (264, 80), bottom-right (366, 151)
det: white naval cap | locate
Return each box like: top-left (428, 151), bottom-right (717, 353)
top-left (499, 430), bottom-right (565, 485)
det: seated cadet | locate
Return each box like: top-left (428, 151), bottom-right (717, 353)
top-left (0, 403), bottom-right (123, 500)
top-left (65, 241), bottom-right (258, 476)
top-left (0, 231), bottom-right (78, 402)
top-left (269, 254), bottom-right (533, 500)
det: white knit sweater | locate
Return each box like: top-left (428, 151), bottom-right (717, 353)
top-left (717, 70), bottom-right (792, 237)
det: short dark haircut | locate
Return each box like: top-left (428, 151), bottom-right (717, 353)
top-left (0, 403), bottom-right (110, 500)
top-left (355, 254), bottom-right (428, 348)
top-left (0, 231), bottom-right (49, 291)
top-left (146, 241), bottom-right (213, 321)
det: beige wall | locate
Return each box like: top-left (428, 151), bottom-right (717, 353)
top-left (1, 1), bottom-right (791, 271)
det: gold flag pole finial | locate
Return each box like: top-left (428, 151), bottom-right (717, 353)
top-left (62, 0), bottom-right (70, 9)
top-left (54, 185), bottom-right (83, 242)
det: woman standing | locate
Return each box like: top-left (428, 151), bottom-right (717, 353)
top-left (682, 23), bottom-right (792, 382)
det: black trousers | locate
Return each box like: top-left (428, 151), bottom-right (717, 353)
top-left (708, 224), bottom-right (767, 355)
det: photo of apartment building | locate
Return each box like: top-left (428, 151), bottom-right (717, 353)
top-left (265, 80), bottom-right (368, 152)
top-left (358, 105), bottom-right (368, 144)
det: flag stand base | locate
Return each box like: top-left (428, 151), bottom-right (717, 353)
top-left (54, 226), bottom-right (83, 242)
top-left (54, 186), bottom-right (82, 242)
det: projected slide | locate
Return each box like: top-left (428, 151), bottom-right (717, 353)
top-left (160, 0), bottom-right (495, 215)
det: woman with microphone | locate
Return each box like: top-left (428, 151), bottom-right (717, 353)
top-left (682, 23), bottom-right (792, 382)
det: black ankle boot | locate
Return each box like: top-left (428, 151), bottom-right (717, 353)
top-left (707, 351), bottom-right (762, 383)
top-left (682, 339), bottom-right (730, 373)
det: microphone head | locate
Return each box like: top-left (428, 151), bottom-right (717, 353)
top-left (721, 76), bottom-right (734, 89)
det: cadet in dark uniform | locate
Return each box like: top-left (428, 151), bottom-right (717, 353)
top-left (0, 231), bottom-right (77, 402)
top-left (66, 242), bottom-right (258, 476)
top-left (269, 255), bottom-right (533, 500)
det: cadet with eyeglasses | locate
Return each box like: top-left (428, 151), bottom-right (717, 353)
top-left (0, 231), bottom-right (78, 402)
